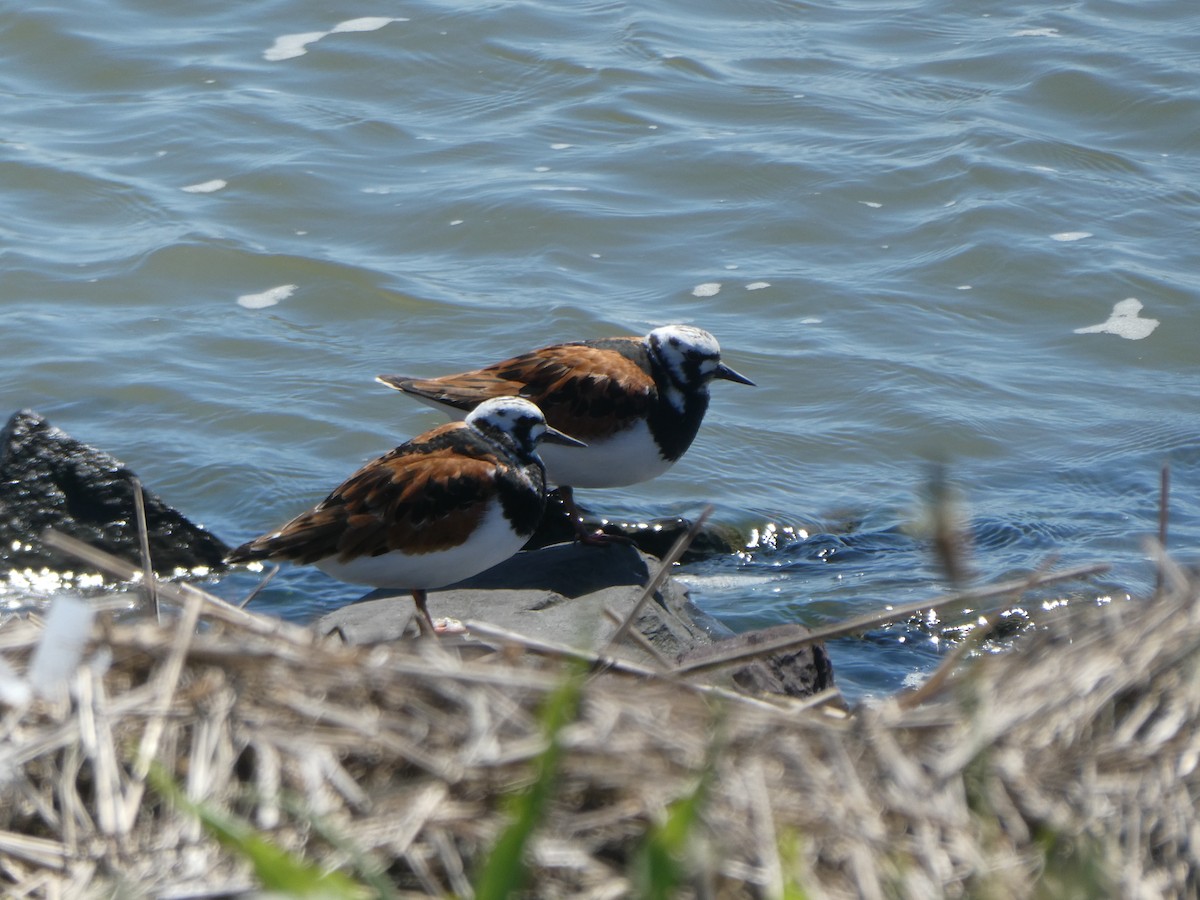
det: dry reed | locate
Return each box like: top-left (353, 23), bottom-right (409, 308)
top-left (1, 537), bottom-right (1198, 898)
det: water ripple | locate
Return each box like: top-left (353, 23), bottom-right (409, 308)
top-left (1, 0), bottom-right (1196, 702)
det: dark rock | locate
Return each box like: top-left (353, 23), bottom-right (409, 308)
top-left (0, 409), bottom-right (230, 578)
top-left (318, 541), bottom-right (835, 700)
top-left (678, 624), bottom-right (837, 699)
top-left (524, 488), bottom-right (739, 561)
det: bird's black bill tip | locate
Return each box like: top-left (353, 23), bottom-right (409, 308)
top-left (716, 363), bottom-right (755, 386)
top-left (542, 426), bottom-right (587, 448)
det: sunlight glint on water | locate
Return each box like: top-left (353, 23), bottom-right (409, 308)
top-left (1, 0), bottom-right (1197, 699)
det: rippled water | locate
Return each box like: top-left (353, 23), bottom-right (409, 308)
top-left (3, 0), bottom-right (1197, 699)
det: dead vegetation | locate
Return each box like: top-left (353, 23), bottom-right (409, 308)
top-left (1, 532), bottom-right (1199, 898)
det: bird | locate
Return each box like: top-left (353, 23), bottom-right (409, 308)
top-left (375, 324), bottom-right (753, 539)
top-left (225, 396), bottom-right (584, 633)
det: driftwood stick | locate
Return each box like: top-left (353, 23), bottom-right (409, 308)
top-left (895, 554), bottom-right (1060, 710)
top-left (672, 562), bottom-right (1110, 676)
top-left (600, 505), bottom-right (712, 657)
top-left (129, 478), bottom-right (159, 622)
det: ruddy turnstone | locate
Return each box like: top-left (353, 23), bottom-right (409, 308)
top-left (225, 397), bottom-right (584, 633)
top-left (375, 324), bottom-right (753, 536)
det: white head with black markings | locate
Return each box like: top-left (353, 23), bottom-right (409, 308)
top-left (466, 396), bottom-right (586, 460)
top-left (646, 325), bottom-right (755, 407)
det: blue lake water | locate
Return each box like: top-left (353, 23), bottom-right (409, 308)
top-left (2, 0), bottom-right (1198, 700)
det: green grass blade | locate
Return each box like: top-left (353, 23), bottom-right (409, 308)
top-left (472, 664), bottom-right (584, 900)
top-left (149, 764), bottom-right (368, 899)
top-left (635, 778), bottom-right (706, 899)
top-left (632, 710), bottom-right (723, 899)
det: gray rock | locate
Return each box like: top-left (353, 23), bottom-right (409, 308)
top-left (317, 541), bottom-right (835, 699)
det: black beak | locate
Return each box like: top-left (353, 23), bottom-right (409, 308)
top-left (716, 362), bottom-right (755, 386)
top-left (541, 426), bottom-right (587, 448)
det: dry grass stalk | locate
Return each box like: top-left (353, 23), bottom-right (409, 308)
top-left (130, 478), bottom-right (158, 623)
top-left (600, 505), bottom-right (712, 657)
top-left (1, 541), bottom-right (1197, 897)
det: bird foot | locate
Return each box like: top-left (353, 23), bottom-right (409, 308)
top-left (432, 617), bottom-right (467, 635)
top-left (574, 523), bottom-right (633, 547)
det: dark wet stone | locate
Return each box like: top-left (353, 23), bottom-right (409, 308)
top-left (318, 541), bottom-right (835, 700)
top-left (524, 488), bottom-right (739, 561)
top-left (0, 409), bottom-right (230, 578)
top-left (678, 624), bottom-right (837, 699)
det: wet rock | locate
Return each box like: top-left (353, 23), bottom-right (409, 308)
top-left (678, 624), bottom-right (837, 699)
top-left (0, 410), bottom-right (230, 578)
top-left (524, 488), bottom-right (740, 561)
top-left (318, 541), bottom-right (834, 699)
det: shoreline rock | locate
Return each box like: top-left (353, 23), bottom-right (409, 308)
top-left (318, 541), bottom-right (835, 699)
top-left (0, 410), bottom-right (230, 578)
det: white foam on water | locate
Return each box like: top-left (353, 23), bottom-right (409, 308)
top-left (264, 18), bottom-right (403, 61)
top-left (1013, 27), bottom-right (1059, 37)
top-left (745, 281), bottom-right (770, 291)
top-left (675, 573), bottom-right (785, 590)
top-left (1052, 231), bottom-right (1092, 242)
top-left (331, 17), bottom-right (397, 33)
top-left (550, 143), bottom-right (573, 150)
top-left (691, 282), bottom-right (721, 297)
top-left (859, 200), bottom-right (882, 208)
top-left (264, 31), bottom-right (327, 61)
top-left (181, 179), bottom-right (227, 194)
top-left (1074, 298), bottom-right (1159, 340)
top-left (237, 284), bottom-right (297, 309)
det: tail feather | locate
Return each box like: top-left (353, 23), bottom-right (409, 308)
top-left (375, 373), bottom-right (415, 392)
top-left (376, 373), bottom-right (485, 415)
top-left (225, 510), bottom-right (346, 567)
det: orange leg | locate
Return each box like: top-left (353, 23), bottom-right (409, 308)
top-left (411, 589), bottom-right (438, 636)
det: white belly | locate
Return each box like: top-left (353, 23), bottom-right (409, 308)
top-left (411, 398), bottom-right (671, 488)
top-left (315, 502), bottom-right (525, 589)
top-left (538, 420), bottom-right (672, 488)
